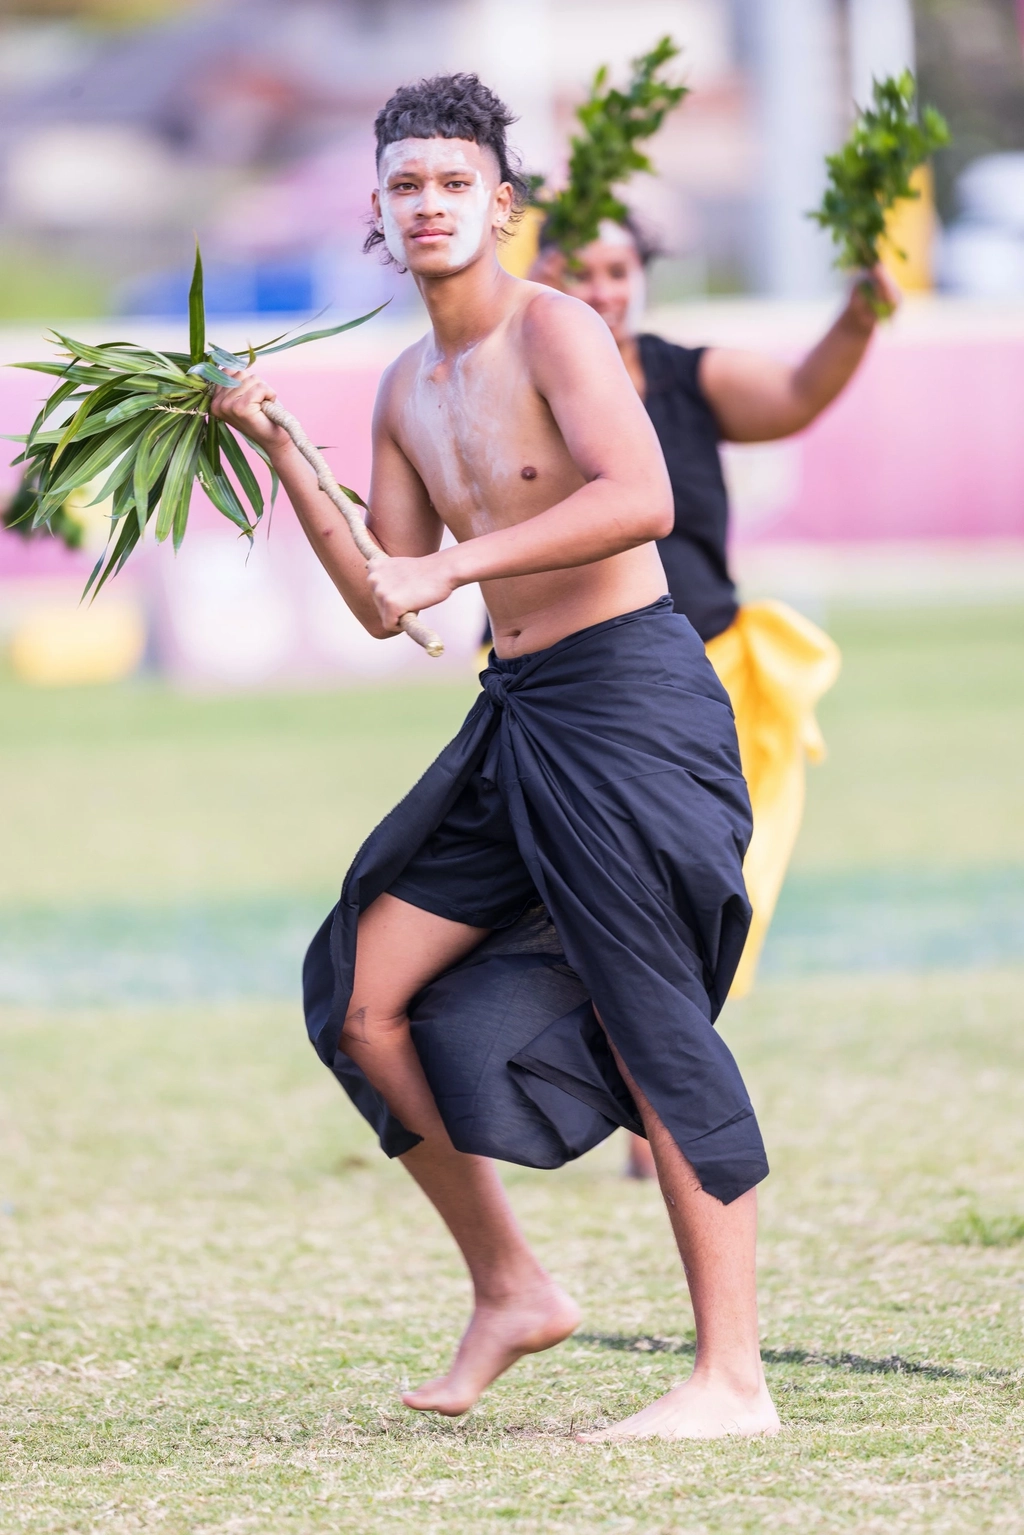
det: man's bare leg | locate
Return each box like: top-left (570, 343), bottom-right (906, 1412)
top-left (625, 1129), bottom-right (657, 1179)
top-left (340, 893), bottom-right (579, 1416)
top-left (580, 1035), bottom-right (779, 1441)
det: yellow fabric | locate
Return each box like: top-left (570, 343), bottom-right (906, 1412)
top-left (880, 164), bottom-right (936, 292)
top-left (497, 206), bottom-right (544, 278)
top-left (705, 599), bottom-right (841, 999)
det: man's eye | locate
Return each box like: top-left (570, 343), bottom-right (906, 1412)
top-left (446, 180), bottom-right (470, 189)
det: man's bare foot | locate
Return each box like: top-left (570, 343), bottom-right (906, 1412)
top-left (402, 1279), bottom-right (580, 1417)
top-left (577, 1371), bottom-right (780, 1442)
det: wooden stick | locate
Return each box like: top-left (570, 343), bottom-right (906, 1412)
top-left (261, 399), bottom-right (444, 658)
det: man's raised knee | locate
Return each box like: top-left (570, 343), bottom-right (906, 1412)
top-left (337, 999), bottom-right (410, 1055)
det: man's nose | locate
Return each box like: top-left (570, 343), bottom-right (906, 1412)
top-left (585, 283), bottom-right (616, 310)
top-left (416, 182), bottom-right (445, 217)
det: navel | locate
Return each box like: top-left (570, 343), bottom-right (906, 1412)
top-left (520, 465), bottom-right (538, 481)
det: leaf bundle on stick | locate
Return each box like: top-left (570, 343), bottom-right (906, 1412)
top-left (537, 36), bottom-right (688, 259)
top-left (811, 71), bottom-right (949, 279)
top-left (6, 245), bottom-right (444, 655)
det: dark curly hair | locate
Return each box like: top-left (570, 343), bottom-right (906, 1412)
top-left (364, 73), bottom-right (530, 261)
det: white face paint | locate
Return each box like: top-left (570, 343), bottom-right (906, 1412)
top-left (597, 219), bottom-right (647, 335)
top-left (379, 192), bottom-right (406, 266)
top-left (377, 138), bottom-right (501, 273)
top-left (596, 218), bottom-right (636, 248)
top-left (443, 175), bottom-right (493, 268)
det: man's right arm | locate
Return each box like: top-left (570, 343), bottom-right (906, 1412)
top-left (211, 362), bottom-right (443, 639)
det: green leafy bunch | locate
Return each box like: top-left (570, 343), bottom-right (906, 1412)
top-left (6, 244), bottom-right (382, 598)
top-left (811, 70), bottom-right (950, 273)
top-left (537, 36), bottom-right (689, 258)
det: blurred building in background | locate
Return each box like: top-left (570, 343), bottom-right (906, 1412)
top-left (1, 0), bottom-right (1022, 316)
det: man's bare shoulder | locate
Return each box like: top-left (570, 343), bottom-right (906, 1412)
top-left (521, 282), bottom-right (617, 351)
top-left (374, 334), bottom-right (431, 419)
top-left (515, 282), bottom-right (622, 373)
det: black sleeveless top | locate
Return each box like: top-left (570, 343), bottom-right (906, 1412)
top-left (639, 333), bottom-right (738, 643)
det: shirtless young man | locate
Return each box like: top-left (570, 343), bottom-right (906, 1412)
top-left (213, 73), bottom-right (779, 1442)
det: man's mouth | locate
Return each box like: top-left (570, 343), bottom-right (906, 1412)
top-left (411, 229), bottom-right (451, 242)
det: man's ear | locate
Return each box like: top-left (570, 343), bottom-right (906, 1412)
top-left (370, 188), bottom-right (382, 226)
top-left (493, 180), bottom-right (514, 230)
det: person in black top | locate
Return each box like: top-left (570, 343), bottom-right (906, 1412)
top-left (531, 217), bottom-right (898, 645)
top-left (530, 218), bottom-right (899, 1176)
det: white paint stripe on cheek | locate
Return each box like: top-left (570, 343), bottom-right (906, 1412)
top-left (380, 198), bottom-right (406, 265)
top-left (626, 267), bottom-right (648, 332)
top-left (444, 181), bottom-right (491, 266)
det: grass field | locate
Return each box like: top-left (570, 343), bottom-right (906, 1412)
top-left (1, 607), bottom-right (1023, 1533)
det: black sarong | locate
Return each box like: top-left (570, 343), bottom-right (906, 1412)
top-left (303, 597), bottom-right (768, 1204)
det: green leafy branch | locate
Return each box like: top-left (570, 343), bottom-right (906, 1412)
top-left (810, 70), bottom-right (950, 277)
top-left (5, 243), bottom-right (384, 601)
top-left (537, 36), bottom-right (689, 258)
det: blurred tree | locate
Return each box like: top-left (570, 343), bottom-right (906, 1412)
top-left (913, 0), bottom-right (1024, 217)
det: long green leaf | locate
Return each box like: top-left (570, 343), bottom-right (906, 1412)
top-left (206, 415), bottom-right (222, 473)
top-left (51, 378), bottom-right (126, 465)
top-left (336, 481), bottom-right (368, 511)
top-left (133, 414), bottom-right (185, 535)
top-left (172, 425), bottom-right (204, 551)
top-left (189, 241), bottom-right (205, 365)
top-left (188, 359), bottom-right (239, 389)
top-left (219, 425), bottom-right (265, 524)
top-left (154, 414), bottom-right (204, 544)
top-left (84, 507), bottom-right (141, 602)
top-left (10, 361), bottom-right (125, 387)
top-left (50, 333), bottom-right (193, 387)
top-left (208, 344), bottom-right (245, 371)
top-left (25, 377), bottom-right (80, 446)
top-left (46, 415), bottom-right (157, 500)
top-left (33, 430), bottom-right (106, 502)
top-left (87, 434), bottom-right (142, 507)
top-left (104, 392), bottom-right (187, 426)
top-left (96, 339), bottom-right (187, 374)
top-left (110, 475), bottom-right (136, 525)
top-left (198, 443), bottom-right (253, 536)
top-left (245, 438), bottom-right (279, 514)
top-left (253, 303), bottom-right (387, 357)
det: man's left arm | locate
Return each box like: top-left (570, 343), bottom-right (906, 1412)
top-left (699, 266), bottom-right (900, 443)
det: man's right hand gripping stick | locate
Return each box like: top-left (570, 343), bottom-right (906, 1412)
top-left (261, 399), bottom-right (444, 658)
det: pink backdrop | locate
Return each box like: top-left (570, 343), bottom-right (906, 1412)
top-left (4, 311), bottom-right (1023, 584)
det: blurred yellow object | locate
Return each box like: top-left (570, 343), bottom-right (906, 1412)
top-left (705, 599), bottom-right (841, 999)
top-left (61, 480), bottom-right (116, 553)
top-left (880, 164), bottom-right (936, 292)
top-left (10, 600), bottom-right (146, 687)
top-left (498, 206), bottom-right (544, 278)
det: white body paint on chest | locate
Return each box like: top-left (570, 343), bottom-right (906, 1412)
top-left (400, 334), bottom-right (536, 536)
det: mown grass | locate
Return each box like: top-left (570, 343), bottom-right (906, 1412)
top-left (1, 605), bottom-right (1023, 1532)
top-left (2, 972), bottom-right (1022, 1533)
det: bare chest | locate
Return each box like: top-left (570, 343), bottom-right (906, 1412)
top-left (394, 346), bottom-right (574, 535)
